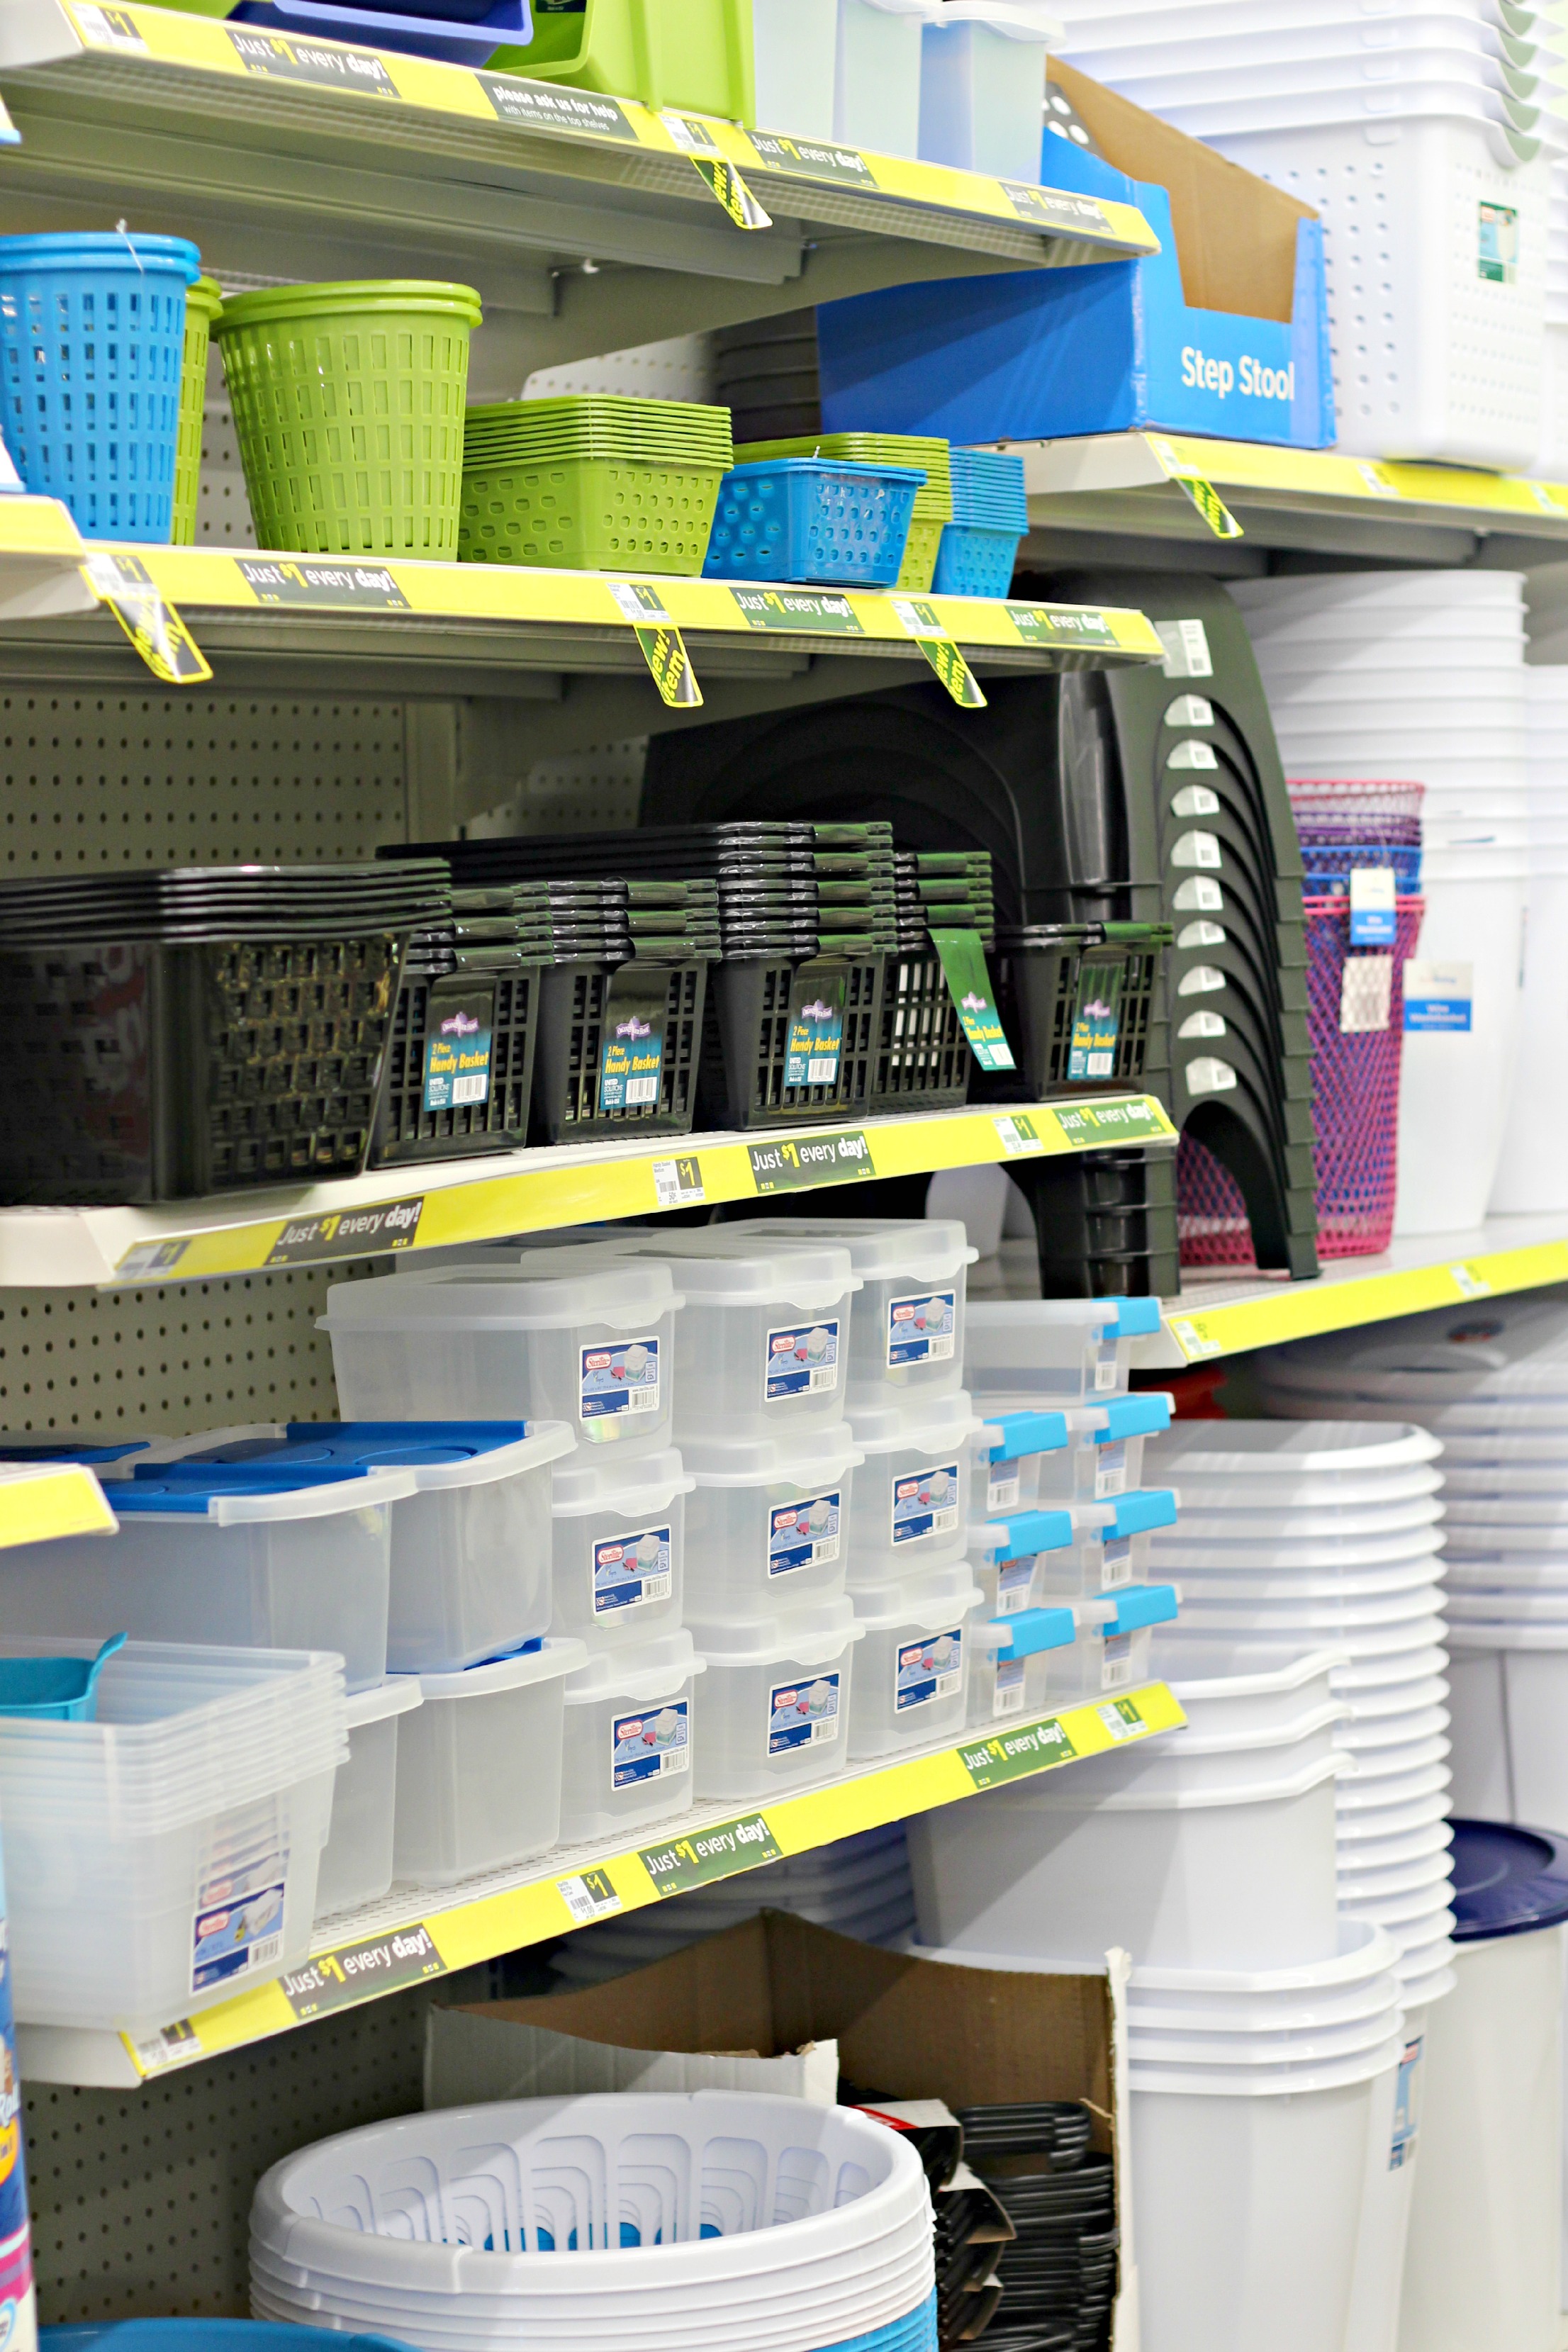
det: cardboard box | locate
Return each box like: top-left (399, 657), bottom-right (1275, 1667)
top-left (427, 1912), bottom-right (1138, 2351)
top-left (816, 60), bottom-right (1334, 451)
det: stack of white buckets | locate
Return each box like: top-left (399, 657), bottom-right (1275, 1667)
top-left (1494, 660), bottom-right (1568, 1209)
top-left (1231, 570), bottom-right (1530, 1236)
top-left (908, 1416), bottom-right (1427, 2352)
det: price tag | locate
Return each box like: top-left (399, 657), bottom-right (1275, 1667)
top-left (1349, 866), bottom-right (1397, 946)
top-left (994, 1114), bottom-right (1046, 1156)
top-left (652, 1154), bottom-right (705, 1210)
top-left (557, 1869), bottom-right (623, 1926)
top-left (1153, 617), bottom-right (1214, 679)
top-left (659, 117), bottom-right (771, 228)
top-left (1355, 461), bottom-right (1401, 498)
top-left (1146, 443), bottom-right (1241, 539)
top-left (85, 553), bottom-right (211, 685)
top-left (608, 580), bottom-right (702, 708)
top-left (1404, 958), bottom-right (1472, 1034)
top-left (1450, 1263), bottom-right (1493, 1301)
top-left (890, 598), bottom-right (986, 707)
top-left (1098, 1697), bottom-right (1143, 1742)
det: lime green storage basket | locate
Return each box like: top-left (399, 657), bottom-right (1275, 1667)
top-left (488, 0), bottom-right (754, 123)
top-left (213, 280), bottom-right (481, 558)
top-left (171, 275), bottom-right (223, 547)
top-left (460, 456), bottom-right (727, 572)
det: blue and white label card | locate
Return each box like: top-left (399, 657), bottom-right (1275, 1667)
top-left (1404, 958), bottom-right (1474, 1034)
top-left (1349, 866), bottom-right (1397, 946)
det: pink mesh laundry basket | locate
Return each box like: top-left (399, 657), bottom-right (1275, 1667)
top-left (1178, 894), bottom-right (1425, 1267)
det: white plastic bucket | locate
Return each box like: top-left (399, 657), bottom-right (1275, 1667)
top-left (1394, 863), bottom-right (1529, 1234)
top-left (836, 0), bottom-right (934, 157)
top-left (1345, 2009), bottom-right (1430, 2352)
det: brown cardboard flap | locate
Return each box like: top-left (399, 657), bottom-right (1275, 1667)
top-left (1049, 57), bottom-right (1316, 325)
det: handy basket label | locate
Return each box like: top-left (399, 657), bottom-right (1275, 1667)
top-left (422, 991), bottom-right (493, 1114)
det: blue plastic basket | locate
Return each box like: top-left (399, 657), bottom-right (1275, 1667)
top-left (703, 457), bottom-right (924, 587)
top-left (949, 446), bottom-right (1028, 531)
top-left (230, 0), bottom-right (530, 65)
top-left (0, 233), bottom-right (200, 542)
top-left (931, 520), bottom-right (1023, 598)
top-left (1301, 844), bottom-right (1423, 894)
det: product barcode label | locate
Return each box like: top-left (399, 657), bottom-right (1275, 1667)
top-left (993, 1659), bottom-right (1026, 1718)
top-left (557, 1869), bottom-right (622, 1926)
top-left (651, 1155), bottom-right (705, 1210)
top-left (806, 1056), bottom-right (838, 1083)
top-left (895, 1625), bottom-right (964, 1713)
top-left (452, 1073), bottom-right (488, 1106)
top-left (891, 1460), bottom-right (961, 1547)
top-left (612, 1699), bottom-right (690, 1786)
top-left (766, 1318), bottom-right (840, 1403)
top-left (768, 1671), bottom-right (843, 1752)
top-left (988, 1469), bottom-right (1021, 1512)
top-left (581, 1337), bottom-right (661, 1423)
top-left (1095, 1440), bottom-right (1128, 1500)
top-left (768, 1489), bottom-right (842, 1575)
top-left (1100, 1635), bottom-right (1133, 1691)
top-left (997, 1557), bottom-right (1035, 1614)
top-left (1102, 1535), bottom-right (1133, 1589)
top-left (625, 1074), bottom-right (660, 1105)
top-left (1098, 1698), bottom-right (1137, 1740)
top-left (593, 1524), bottom-right (673, 1615)
top-left (887, 1290), bottom-right (956, 1369)
top-left (191, 1860), bottom-right (288, 1995)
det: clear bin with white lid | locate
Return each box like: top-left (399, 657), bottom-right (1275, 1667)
top-left (559, 1629), bottom-right (703, 1841)
top-left (608, 1230), bottom-right (860, 1443)
top-left (845, 1389), bottom-right (985, 1582)
top-left (968, 1601), bottom-right (1077, 1730)
top-left (965, 1296), bottom-right (1163, 1406)
top-left (320, 1249), bottom-right (681, 1457)
top-left (549, 1446), bottom-right (691, 1649)
top-left (971, 1487), bottom-right (1179, 1600)
top-left (681, 1424), bottom-right (862, 1616)
top-left (0, 1465), bottom-right (413, 1693)
top-left (919, 0), bottom-right (1063, 184)
top-left (718, 1216), bottom-right (975, 1406)
top-left (688, 1592), bottom-right (861, 1801)
top-left (0, 1636), bottom-right (347, 2030)
top-left (315, 1676), bottom-right (422, 1920)
top-left (152, 1419), bottom-right (576, 1674)
top-left (848, 1556), bottom-right (985, 1759)
top-left (392, 1637), bottom-right (586, 1886)
top-left (968, 1406), bottom-right (1069, 1516)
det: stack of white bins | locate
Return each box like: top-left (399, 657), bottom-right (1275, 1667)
top-left (1495, 663), bottom-right (1568, 1211)
top-left (1051, 0), bottom-right (1557, 469)
top-left (1232, 570), bottom-right (1530, 1236)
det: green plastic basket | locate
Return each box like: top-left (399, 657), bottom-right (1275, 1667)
top-left (459, 456), bottom-right (727, 572)
top-left (897, 516), bottom-right (944, 593)
top-left (213, 281), bottom-right (481, 558)
top-left (488, 0), bottom-right (754, 124)
top-left (171, 275), bottom-right (222, 548)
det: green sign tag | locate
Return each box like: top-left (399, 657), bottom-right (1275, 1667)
top-left (731, 587), bottom-right (864, 634)
top-left (639, 1814), bottom-right (782, 1897)
top-left (931, 928), bottom-right (1014, 1071)
top-left (1001, 183), bottom-right (1114, 238)
top-left (960, 1713), bottom-right (1079, 1790)
top-left (279, 1923), bottom-right (444, 2020)
top-left (1055, 1099), bottom-right (1174, 1149)
top-left (1006, 603), bottom-right (1119, 653)
top-left (747, 130), bottom-right (877, 188)
top-left (748, 1131), bottom-right (875, 1193)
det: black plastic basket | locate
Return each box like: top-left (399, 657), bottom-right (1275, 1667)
top-left (1011, 1147), bottom-right (1180, 1299)
top-left (870, 946), bottom-right (971, 1115)
top-left (0, 934), bottom-right (403, 1204)
top-left (699, 953), bottom-right (883, 1129)
top-left (995, 926), bottom-right (1165, 1097)
top-left (532, 958), bottom-right (707, 1144)
top-left (370, 961), bottom-right (539, 1168)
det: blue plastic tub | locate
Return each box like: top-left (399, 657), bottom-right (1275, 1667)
top-left (44, 2329), bottom-right (408, 2352)
top-left (703, 456), bottom-right (924, 587)
top-left (0, 233), bottom-right (201, 541)
top-left (230, 0), bottom-right (530, 65)
top-left (931, 521), bottom-right (1021, 598)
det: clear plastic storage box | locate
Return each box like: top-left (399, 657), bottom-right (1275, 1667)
top-left (845, 1390), bottom-right (984, 1582)
top-left (682, 1423), bottom-right (862, 1616)
top-left (1031, 1393), bottom-right (1174, 1503)
top-left (965, 1297), bottom-right (1163, 1406)
top-left (1044, 1584), bottom-right (1181, 1701)
top-left (970, 1489), bottom-right (1180, 1601)
top-left (0, 1465), bottom-right (414, 1693)
top-left (721, 1216), bottom-right (975, 1406)
top-left (315, 1676), bottom-right (423, 1920)
top-left (968, 1407), bottom-right (1070, 1516)
top-left (559, 1629), bottom-right (703, 1841)
top-left (549, 1446), bottom-right (691, 1650)
top-left (967, 1603), bottom-right (1076, 1730)
top-left (392, 1637), bottom-right (586, 1886)
top-left (321, 1250), bottom-right (681, 1457)
top-left (689, 1592), bottom-right (862, 1801)
top-left (848, 1557), bottom-right (984, 1759)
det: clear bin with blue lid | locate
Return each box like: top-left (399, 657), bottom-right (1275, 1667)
top-left (969, 1491), bottom-right (1180, 1601)
top-left (702, 458), bottom-right (925, 588)
top-left (688, 1591), bottom-right (861, 1801)
top-left (848, 1556), bottom-right (983, 1759)
top-left (967, 1601), bottom-right (1075, 1729)
top-left (321, 1248), bottom-right (681, 1458)
top-left (1027, 1391), bottom-right (1174, 1503)
top-left (549, 1445), bottom-right (692, 1650)
top-left (719, 1216), bottom-right (975, 1405)
top-left (965, 1296), bottom-right (1163, 1406)
top-left (315, 1676), bottom-right (422, 1920)
top-left (559, 1628), bottom-right (703, 1840)
top-left (1043, 1581), bottom-right (1180, 1701)
top-left (969, 1406), bottom-right (1070, 1516)
top-left (150, 1419), bottom-right (575, 1675)
top-left (681, 1423), bottom-right (861, 1616)
top-left (845, 1389), bottom-right (985, 1584)
top-left (0, 1465), bottom-right (414, 1693)
top-left (392, 1635), bottom-right (586, 1885)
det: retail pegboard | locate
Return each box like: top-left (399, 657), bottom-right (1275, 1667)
top-left (466, 739), bottom-right (649, 837)
top-left (194, 395), bottom-right (257, 551)
top-left (522, 332), bottom-right (717, 405)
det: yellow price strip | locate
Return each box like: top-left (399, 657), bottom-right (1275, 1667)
top-left (84, 551), bottom-right (211, 683)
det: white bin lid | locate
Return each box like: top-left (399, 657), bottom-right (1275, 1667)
top-left (690, 1591), bottom-right (862, 1666)
top-left (848, 1558), bottom-right (986, 1633)
top-left (680, 1424), bottom-right (864, 1488)
top-left (611, 1230), bottom-right (860, 1313)
top-left (551, 1445), bottom-right (693, 1518)
top-left (413, 1637), bottom-right (586, 1700)
top-left (563, 1628), bottom-right (702, 1704)
top-left (849, 1390), bottom-right (985, 1455)
top-left (321, 1252), bottom-right (681, 1334)
top-left (936, 0), bottom-right (1060, 35)
top-left (345, 1676), bottom-right (424, 1731)
top-left (718, 1217), bottom-right (977, 1287)
top-left (1146, 1423), bottom-right (1442, 1477)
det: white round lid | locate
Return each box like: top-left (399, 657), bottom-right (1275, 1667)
top-left (551, 1445), bottom-right (693, 1518)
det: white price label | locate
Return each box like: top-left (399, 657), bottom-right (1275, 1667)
top-left (993, 1114), bottom-right (1046, 1155)
top-left (557, 1872), bottom-right (624, 1925)
top-left (651, 1155), bottom-right (705, 1209)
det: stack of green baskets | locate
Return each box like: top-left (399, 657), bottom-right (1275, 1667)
top-left (171, 275), bottom-right (222, 547)
top-left (213, 281), bottom-right (481, 557)
top-left (459, 397), bottom-right (734, 573)
top-left (734, 432), bottom-right (953, 590)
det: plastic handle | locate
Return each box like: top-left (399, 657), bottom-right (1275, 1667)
top-left (979, 1409), bottom-right (1068, 1462)
top-left (974, 1506), bottom-right (1075, 1561)
top-left (1104, 1488), bottom-right (1179, 1538)
top-left (997, 1606), bottom-right (1077, 1662)
top-left (1102, 1584), bottom-right (1180, 1636)
top-left (1104, 1297), bottom-right (1162, 1340)
top-left (1097, 1392), bottom-right (1173, 1440)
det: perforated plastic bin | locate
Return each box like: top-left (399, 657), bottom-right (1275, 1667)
top-left (681, 1423), bottom-right (861, 1618)
top-left (549, 1445), bottom-right (691, 1650)
top-left (370, 960), bottom-right (539, 1167)
top-left (931, 522), bottom-right (1024, 600)
top-left (315, 1676), bottom-right (422, 1920)
top-left (965, 1296), bottom-right (1163, 1406)
top-left (700, 953), bottom-right (885, 1130)
top-left (869, 943), bottom-right (973, 1115)
top-left (690, 1592), bottom-right (860, 1801)
top-left (967, 1603), bottom-right (1076, 1730)
top-left (702, 459), bottom-right (924, 587)
top-left (322, 1250), bottom-right (681, 1458)
top-left (461, 456), bottom-right (727, 574)
top-left (722, 1216), bottom-right (975, 1408)
top-left (532, 957), bottom-right (708, 1145)
top-left (0, 1467), bottom-right (413, 1693)
top-left (967, 1406), bottom-right (1070, 1517)
top-left (1043, 1584), bottom-right (1179, 1701)
top-left (391, 1638), bottom-right (585, 1885)
top-left (848, 1558), bottom-right (984, 1760)
top-left (845, 1390), bottom-right (985, 1584)
top-left (992, 926), bottom-right (1165, 1098)
top-left (559, 1630), bottom-right (702, 1841)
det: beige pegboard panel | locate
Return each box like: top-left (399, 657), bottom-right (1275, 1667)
top-left (522, 332), bottom-right (717, 403)
top-left (194, 394), bottom-right (257, 549)
top-left (466, 739), bottom-right (649, 836)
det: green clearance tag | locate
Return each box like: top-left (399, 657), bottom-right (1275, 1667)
top-left (931, 927), bottom-right (1014, 1071)
top-left (84, 553), bottom-right (212, 685)
top-left (608, 581), bottom-right (702, 707)
top-left (891, 597), bottom-right (986, 707)
top-left (1170, 474), bottom-right (1243, 540)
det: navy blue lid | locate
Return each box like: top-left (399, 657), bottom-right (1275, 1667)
top-left (0, 1439), bottom-right (150, 1464)
top-left (1450, 1819), bottom-right (1568, 1941)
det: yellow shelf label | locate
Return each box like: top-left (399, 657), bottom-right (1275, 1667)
top-left (0, 1465), bottom-right (115, 1549)
top-left (1167, 1237), bottom-right (1568, 1362)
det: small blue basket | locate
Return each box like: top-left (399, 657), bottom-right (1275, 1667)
top-left (0, 1632), bottom-right (125, 1722)
top-left (0, 233), bottom-right (201, 542)
top-left (949, 446), bottom-right (1028, 531)
top-left (931, 520), bottom-right (1024, 598)
top-left (703, 457), bottom-right (924, 588)
top-left (1301, 844), bottom-right (1423, 895)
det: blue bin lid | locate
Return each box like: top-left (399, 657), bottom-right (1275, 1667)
top-left (1450, 1820), bottom-right (1568, 1941)
top-left (117, 1467), bottom-right (374, 1512)
top-left (176, 1421), bottom-right (534, 1471)
top-left (0, 1438), bottom-right (150, 1464)
top-left (1104, 1298), bottom-right (1161, 1340)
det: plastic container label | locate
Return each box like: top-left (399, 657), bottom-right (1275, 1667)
top-left (783, 982), bottom-right (845, 1088)
top-left (612, 1699), bottom-right (690, 1787)
top-left (987, 1466), bottom-right (1021, 1511)
top-left (1095, 1439), bottom-right (1127, 1499)
top-left (1100, 1631), bottom-right (1133, 1691)
top-left (592, 1523), bottom-right (673, 1615)
top-left (766, 1320), bottom-right (841, 1403)
top-left (422, 992), bottom-right (493, 1111)
top-left (1404, 958), bottom-right (1473, 1034)
top-left (1389, 2031), bottom-right (1423, 2170)
top-left (191, 1855), bottom-right (286, 1994)
top-left (581, 1336), bottom-right (661, 1423)
top-left (1068, 958), bottom-right (1124, 1081)
top-left (992, 1657), bottom-right (1026, 1718)
top-left (892, 1460), bottom-right (960, 1547)
top-left (1102, 1534), bottom-right (1133, 1589)
top-left (895, 1625), bottom-right (964, 1713)
top-left (887, 1289), bottom-right (956, 1368)
top-left (1094, 1344), bottom-right (1119, 1393)
top-left (768, 1671), bottom-right (843, 1753)
top-left (997, 1557), bottom-right (1035, 1614)
top-left (768, 1488), bottom-right (842, 1576)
